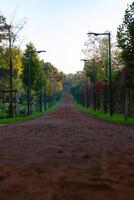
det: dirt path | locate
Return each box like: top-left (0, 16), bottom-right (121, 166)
top-left (0, 94), bottom-right (134, 200)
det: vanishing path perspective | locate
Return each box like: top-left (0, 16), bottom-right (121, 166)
top-left (0, 94), bottom-right (134, 200)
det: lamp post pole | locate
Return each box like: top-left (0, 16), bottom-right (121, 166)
top-left (87, 32), bottom-right (113, 116)
top-left (6, 24), bottom-right (13, 117)
top-left (9, 26), bottom-right (13, 117)
top-left (44, 73), bottom-right (47, 111)
top-left (92, 59), bottom-right (96, 111)
top-left (108, 33), bottom-right (113, 116)
top-left (50, 77), bottom-right (52, 108)
top-left (27, 51), bottom-right (31, 116)
top-left (27, 50), bottom-right (46, 116)
top-left (43, 64), bottom-right (49, 111)
top-left (40, 72), bottom-right (43, 112)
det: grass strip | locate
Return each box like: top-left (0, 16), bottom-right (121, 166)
top-left (73, 100), bottom-right (134, 126)
top-left (0, 101), bottom-right (60, 124)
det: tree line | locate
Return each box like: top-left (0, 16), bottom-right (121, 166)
top-left (69, 2), bottom-right (134, 119)
top-left (0, 14), bottom-right (64, 117)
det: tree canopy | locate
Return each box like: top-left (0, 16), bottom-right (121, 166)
top-left (117, 2), bottom-right (134, 67)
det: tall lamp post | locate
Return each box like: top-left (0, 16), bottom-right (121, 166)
top-left (87, 32), bottom-right (113, 116)
top-left (40, 72), bottom-right (43, 112)
top-left (27, 50), bottom-right (46, 116)
top-left (49, 75), bottom-right (52, 108)
top-left (43, 64), bottom-right (50, 111)
top-left (6, 24), bottom-right (13, 117)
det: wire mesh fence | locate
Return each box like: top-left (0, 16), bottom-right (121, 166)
top-left (0, 90), bottom-right (61, 119)
top-left (71, 80), bottom-right (134, 119)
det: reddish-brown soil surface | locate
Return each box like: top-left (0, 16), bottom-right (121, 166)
top-left (0, 94), bottom-right (134, 200)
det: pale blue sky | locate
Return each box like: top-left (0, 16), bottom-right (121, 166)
top-left (0, 0), bottom-right (133, 73)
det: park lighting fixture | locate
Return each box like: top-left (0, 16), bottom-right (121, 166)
top-left (27, 50), bottom-right (46, 116)
top-left (36, 50), bottom-right (46, 54)
top-left (87, 31), bottom-right (113, 116)
top-left (81, 59), bottom-right (89, 61)
top-left (88, 32), bottom-right (110, 36)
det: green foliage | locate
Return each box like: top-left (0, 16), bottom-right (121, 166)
top-left (83, 36), bottom-right (121, 85)
top-left (0, 14), bottom-right (7, 42)
top-left (0, 12), bottom-right (63, 119)
top-left (74, 100), bottom-right (134, 125)
top-left (43, 62), bottom-right (64, 94)
top-left (0, 46), bottom-right (23, 91)
top-left (0, 46), bottom-right (7, 66)
top-left (0, 13), bottom-right (25, 94)
top-left (0, 100), bottom-right (60, 124)
top-left (22, 45), bottom-right (64, 99)
top-left (117, 2), bottom-right (134, 66)
top-left (117, 2), bottom-right (134, 88)
top-left (22, 42), bottom-right (42, 92)
top-left (66, 71), bottom-right (86, 88)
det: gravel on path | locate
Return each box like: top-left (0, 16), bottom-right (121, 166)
top-left (0, 94), bottom-right (134, 200)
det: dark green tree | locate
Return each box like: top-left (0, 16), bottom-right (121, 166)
top-left (0, 14), bottom-right (7, 42)
top-left (22, 42), bottom-right (42, 93)
top-left (43, 62), bottom-right (63, 95)
top-left (117, 2), bottom-right (134, 118)
top-left (117, 2), bottom-right (134, 66)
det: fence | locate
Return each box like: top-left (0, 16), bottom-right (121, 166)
top-left (0, 90), bottom-right (61, 119)
top-left (71, 80), bottom-right (134, 119)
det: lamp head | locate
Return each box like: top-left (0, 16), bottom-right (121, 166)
top-left (37, 50), bottom-right (46, 53)
top-left (88, 32), bottom-right (110, 36)
top-left (81, 59), bottom-right (90, 62)
top-left (87, 32), bottom-right (99, 36)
